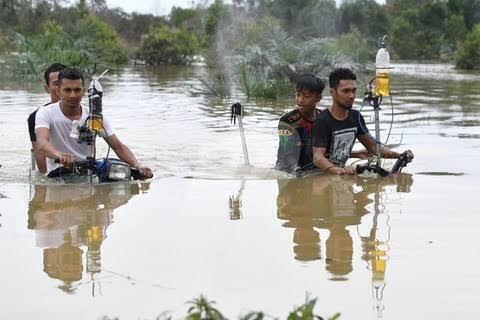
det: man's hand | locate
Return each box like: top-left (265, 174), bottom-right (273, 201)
top-left (139, 167), bottom-right (153, 180)
top-left (401, 149), bottom-right (414, 161)
top-left (57, 153), bottom-right (75, 168)
top-left (340, 166), bottom-right (357, 175)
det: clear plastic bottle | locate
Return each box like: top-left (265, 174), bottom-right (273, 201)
top-left (375, 37), bottom-right (390, 97)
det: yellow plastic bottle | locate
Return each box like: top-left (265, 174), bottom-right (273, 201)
top-left (88, 115), bottom-right (104, 132)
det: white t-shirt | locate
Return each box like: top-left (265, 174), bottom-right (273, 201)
top-left (35, 102), bottom-right (114, 173)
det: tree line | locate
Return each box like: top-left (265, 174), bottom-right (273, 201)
top-left (0, 0), bottom-right (479, 80)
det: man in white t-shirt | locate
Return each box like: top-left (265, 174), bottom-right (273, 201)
top-left (35, 67), bottom-right (153, 179)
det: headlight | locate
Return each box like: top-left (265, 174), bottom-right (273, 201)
top-left (108, 163), bottom-right (131, 180)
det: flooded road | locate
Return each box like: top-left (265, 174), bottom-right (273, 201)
top-left (1, 64), bottom-right (480, 319)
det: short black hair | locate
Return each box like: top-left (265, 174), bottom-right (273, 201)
top-left (329, 68), bottom-right (357, 90)
top-left (295, 73), bottom-right (325, 95)
top-left (44, 63), bottom-right (66, 85)
top-left (58, 67), bottom-right (85, 86)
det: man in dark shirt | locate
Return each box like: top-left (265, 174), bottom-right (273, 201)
top-left (275, 74), bottom-right (325, 174)
top-left (312, 68), bottom-right (414, 175)
top-left (28, 63), bottom-right (66, 173)
top-left (275, 73), bottom-right (368, 174)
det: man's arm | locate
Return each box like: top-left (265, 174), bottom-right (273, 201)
top-left (32, 141), bottom-right (47, 173)
top-left (357, 134), bottom-right (405, 159)
top-left (313, 147), bottom-right (356, 175)
top-left (36, 128), bottom-right (74, 166)
top-left (104, 134), bottom-right (153, 179)
top-left (351, 149), bottom-right (370, 159)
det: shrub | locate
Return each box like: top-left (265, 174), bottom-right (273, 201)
top-left (137, 26), bottom-right (200, 65)
top-left (331, 28), bottom-right (372, 66)
top-left (456, 24), bottom-right (480, 69)
top-left (76, 15), bottom-right (129, 65)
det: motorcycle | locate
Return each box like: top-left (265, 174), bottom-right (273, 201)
top-left (47, 157), bottom-right (146, 183)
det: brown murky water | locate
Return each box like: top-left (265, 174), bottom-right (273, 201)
top-left (1, 64), bottom-right (480, 319)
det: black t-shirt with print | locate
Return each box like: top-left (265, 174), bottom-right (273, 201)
top-left (312, 109), bottom-right (369, 167)
top-left (275, 108), bottom-right (322, 173)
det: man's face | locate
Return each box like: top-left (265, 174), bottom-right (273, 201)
top-left (44, 71), bottom-right (61, 103)
top-left (295, 89), bottom-right (322, 114)
top-left (331, 80), bottom-right (357, 110)
top-left (59, 78), bottom-right (84, 109)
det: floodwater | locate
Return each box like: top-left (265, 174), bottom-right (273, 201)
top-left (0, 64), bottom-right (479, 319)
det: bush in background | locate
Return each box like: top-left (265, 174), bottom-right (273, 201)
top-left (456, 24), bottom-right (480, 69)
top-left (137, 26), bottom-right (200, 65)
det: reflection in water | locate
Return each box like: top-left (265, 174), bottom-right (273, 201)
top-left (228, 179), bottom-right (246, 220)
top-left (27, 182), bottom-right (149, 294)
top-left (277, 174), bottom-right (413, 316)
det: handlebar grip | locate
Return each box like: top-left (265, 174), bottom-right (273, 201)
top-left (131, 168), bottom-right (144, 180)
top-left (356, 164), bottom-right (367, 174)
top-left (131, 167), bottom-right (153, 180)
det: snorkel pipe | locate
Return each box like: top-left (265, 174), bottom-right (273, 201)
top-left (88, 69), bottom-right (109, 134)
top-left (231, 102), bottom-right (250, 166)
top-left (69, 67), bottom-right (108, 182)
top-left (360, 36), bottom-right (413, 176)
top-left (74, 68), bottom-right (109, 146)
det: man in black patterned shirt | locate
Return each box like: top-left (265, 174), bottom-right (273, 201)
top-left (275, 74), bottom-right (325, 174)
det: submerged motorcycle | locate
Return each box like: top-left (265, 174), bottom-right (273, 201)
top-left (47, 157), bottom-right (146, 183)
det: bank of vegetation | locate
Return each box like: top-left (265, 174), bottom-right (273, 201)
top-left (100, 294), bottom-right (341, 320)
top-left (1, 0), bottom-right (479, 95)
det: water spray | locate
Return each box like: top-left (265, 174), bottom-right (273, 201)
top-left (230, 102), bottom-right (250, 166)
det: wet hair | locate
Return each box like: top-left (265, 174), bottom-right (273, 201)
top-left (58, 67), bottom-right (85, 86)
top-left (295, 73), bottom-right (325, 95)
top-left (43, 63), bottom-right (66, 85)
top-left (329, 68), bottom-right (357, 90)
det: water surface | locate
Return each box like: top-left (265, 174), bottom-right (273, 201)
top-left (1, 63), bottom-right (479, 319)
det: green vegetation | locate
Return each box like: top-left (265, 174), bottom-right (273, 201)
top-left (1, 0), bottom-right (479, 85)
top-left (456, 24), bottom-right (480, 69)
top-left (4, 17), bottom-right (127, 79)
top-left (100, 294), bottom-right (341, 320)
top-left (186, 295), bottom-right (226, 320)
top-left (0, 32), bottom-right (8, 55)
top-left (76, 15), bottom-right (128, 65)
top-left (137, 26), bottom-right (200, 65)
